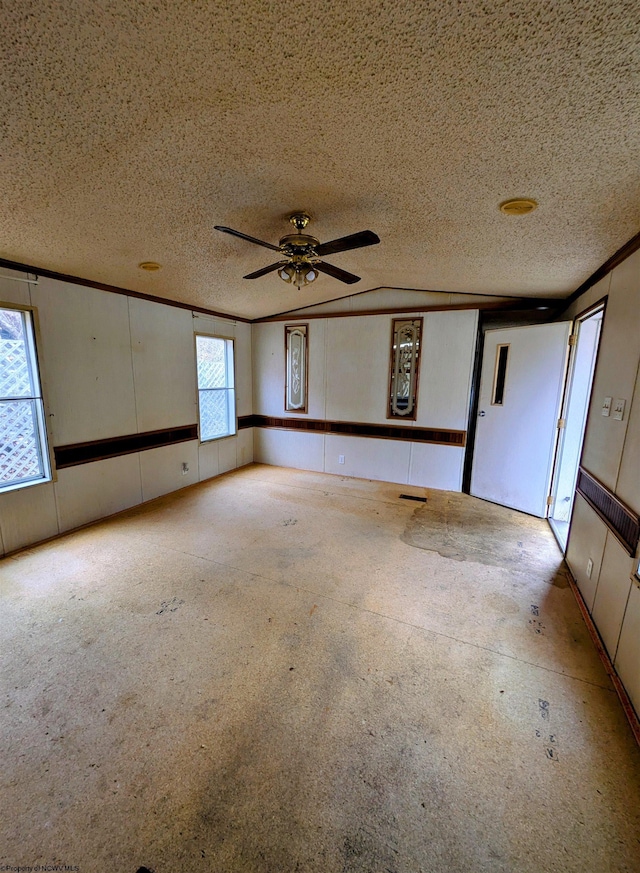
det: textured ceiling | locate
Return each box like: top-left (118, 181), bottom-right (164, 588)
top-left (1, 0), bottom-right (639, 318)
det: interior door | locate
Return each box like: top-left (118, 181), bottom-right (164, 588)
top-left (470, 322), bottom-right (571, 517)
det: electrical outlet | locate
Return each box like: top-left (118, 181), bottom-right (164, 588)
top-left (613, 398), bottom-right (626, 421)
top-left (601, 396), bottom-right (612, 416)
top-left (338, 454), bottom-right (345, 464)
top-left (586, 558), bottom-right (593, 579)
top-left (182, 462), bottom-right (189, 475)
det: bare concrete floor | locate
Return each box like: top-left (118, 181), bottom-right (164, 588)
top-left (1, 464), bottom-right (639, 873)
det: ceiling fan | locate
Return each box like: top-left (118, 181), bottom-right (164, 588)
top-left (214, 213), bottom-right (380, 289)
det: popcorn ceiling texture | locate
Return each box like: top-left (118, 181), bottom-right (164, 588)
top-left (1, 0), bottom-right (639, 318)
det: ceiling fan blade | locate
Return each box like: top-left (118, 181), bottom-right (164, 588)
top-left (314, 261), bottom-right (361, 284)
top-left (214, 225), bottom-right (282, 253)
top-left (314, 230), bottom-right (380, 257)
top-left (243, 261), bottom-right (289, 280)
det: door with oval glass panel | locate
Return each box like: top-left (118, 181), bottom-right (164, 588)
top-left (470, 322), bottom-right (572, 517)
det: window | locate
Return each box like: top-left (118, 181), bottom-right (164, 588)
top-left (196, 335), bottom-right (236, 441)
top-left (0, 306), bottom-right (51, 492)
top-left (285, 324), bottom-right (308, 412)
top-left (388, 317), bottom-right (422, 419)
top-left (492, 344), bottom-right (510, 405)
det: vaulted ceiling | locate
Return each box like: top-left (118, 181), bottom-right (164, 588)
top-left (1, 0), bottom-right (639, 318)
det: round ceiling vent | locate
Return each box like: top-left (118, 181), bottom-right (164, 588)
top-left (138, 261), bottom-right (161, 271)
top-left (499, 198), bottom-right (538, 216)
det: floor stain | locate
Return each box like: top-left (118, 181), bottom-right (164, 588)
top-left (342, 826), bottom-right (399, 873)
top-left (156, 597), bottom-right (185, 615)
top-left (402, 490), bottom-right (564, 581)
top-left (484, 592), bottom-right (520, 614)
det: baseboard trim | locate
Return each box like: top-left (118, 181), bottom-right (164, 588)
top-left (565, 566), bottom-right (640, 747)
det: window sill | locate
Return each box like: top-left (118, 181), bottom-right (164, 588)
top-left (0, 475), bottom-right (52, 496)
top-left (200, 431), bottom-right (237, 445)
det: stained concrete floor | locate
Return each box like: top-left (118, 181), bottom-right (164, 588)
top-left (1, 464), bottom-right (640, 873)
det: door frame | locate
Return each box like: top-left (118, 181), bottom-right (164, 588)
top-left (461, 310), bottom-right (559, 495)
top-left (547, 297), bottom-right (607, 549)
top-left (462, 300), bottom-right (609, 540)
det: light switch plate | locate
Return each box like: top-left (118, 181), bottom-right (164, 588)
top-left (613, 398), bottom-right (626, 421)
top-left (602, 396), bottom-right (612, 416)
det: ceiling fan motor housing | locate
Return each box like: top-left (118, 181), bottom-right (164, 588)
top-left (279, 233), bottom-right (320, 259)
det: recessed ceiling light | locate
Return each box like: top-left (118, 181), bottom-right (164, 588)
top-left (499, 198), bottom-right (538, 216)
top-left (138, 261), bottom-right (161, 271)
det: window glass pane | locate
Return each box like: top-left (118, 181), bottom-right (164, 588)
top-left (389, 318), bottom-right (422, 419)
top-left (227, 383), bottom-right (236, 426)
top-left (492, 344), bottom-right (509, 405)
top-left (225, 340), bottom-right (235, 389)
top-left (197, 336), bottom-right (227, 389)
top-left (199, 389), bottom-right (229, 440)
top-left (196, 334), bottom-right (235, 442)
top-left (0, 399), bottom-right (45, 485)
top-left (285, 325), bottom-right (307, 412)
top-left (0, 307), bottom-right (50, 492)
top-left (0, 309), bottom-right (35, 398)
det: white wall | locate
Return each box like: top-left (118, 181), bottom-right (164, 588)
top-left (563, 248), bottom-right (640, 716)
top-left (0, 271), bottom-right (253, 555)
top-left (252, 309), bottom-right (478, 489)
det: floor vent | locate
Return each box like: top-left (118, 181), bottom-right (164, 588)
top-left (399, 494), bottom-right (427, 502)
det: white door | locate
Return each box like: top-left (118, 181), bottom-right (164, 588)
top-left (470, 322), bottom-right (571, 517)
top-left (548, 307), bottom-right (603, 548)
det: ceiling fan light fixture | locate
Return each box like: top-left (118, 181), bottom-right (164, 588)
top-left (294, 264), bottom-right (317, 289)
top-left (278, 262), bottom-right (318, 289)
top-left (278, 263), bottom-right (297, 283)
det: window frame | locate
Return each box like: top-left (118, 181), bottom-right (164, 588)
top-left (194, 332), bottom-right (237, 443)
top-left (284, 323), bottom-right (309, 414)
top-left (491, 343), bottom-right (510, 406)
top-left (0, 302), bottom-right (53, 494)
top-left (387, 317), bottom-right (423, 421)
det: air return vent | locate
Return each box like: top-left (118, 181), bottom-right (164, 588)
top-left (499, 198), bottom-right (538, 216)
